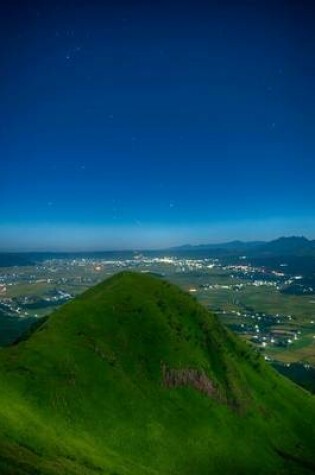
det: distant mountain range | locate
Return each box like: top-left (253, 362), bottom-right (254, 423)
top-left (170, 240), bottom-right (265, 251)
top-left (1, 237), bottom-right (315, 267)
top-left (170, 236), bottom-right (315, 257)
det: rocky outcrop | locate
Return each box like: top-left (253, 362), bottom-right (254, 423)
top-left (162, 364), bottom-right (216, 398)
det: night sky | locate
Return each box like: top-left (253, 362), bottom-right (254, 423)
top-left (1, 1), bottom-right (315, 250)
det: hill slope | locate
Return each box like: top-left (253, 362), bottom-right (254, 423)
top-left (0, 272), bottom-right (314, 474)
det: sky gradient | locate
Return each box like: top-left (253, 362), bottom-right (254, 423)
top-left (1, 1), bottom-right (315, 250)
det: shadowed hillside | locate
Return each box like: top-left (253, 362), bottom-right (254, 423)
top-left (0, 272), bottom-right (314, 474)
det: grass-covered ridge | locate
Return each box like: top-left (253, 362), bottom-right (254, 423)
top-left (0, 271), bottom-right (314, 474)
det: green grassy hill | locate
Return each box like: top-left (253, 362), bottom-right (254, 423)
top-left (0, 272), bottom-right (314, 474)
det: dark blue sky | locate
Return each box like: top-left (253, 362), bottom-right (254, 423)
top-left (1, 1), bottom-right (315, 250)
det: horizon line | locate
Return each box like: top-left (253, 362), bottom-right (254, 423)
top-left (0, 234), bottom-right (313, 254)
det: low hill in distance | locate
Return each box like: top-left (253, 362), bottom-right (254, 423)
top-left (1, 236), bottom-right (315, 267)
top-left (0, 253), bottom-right (34, 267)
top-left (257, 236), bottom-right (315, 256)
top-left (171, 236), bottom-right (315, 257)
top-left (0, 272), bottom-right (314, 474)
top-left (170, 240), bottom-right (265, 251)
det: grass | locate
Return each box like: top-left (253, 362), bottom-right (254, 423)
top-left (0, 272), bottom-right (314, 474)
top-left (3, 265), bottom-right (315, 366)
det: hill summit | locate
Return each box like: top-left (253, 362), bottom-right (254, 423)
top-left (0, 272), bottom-right (314, 474)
